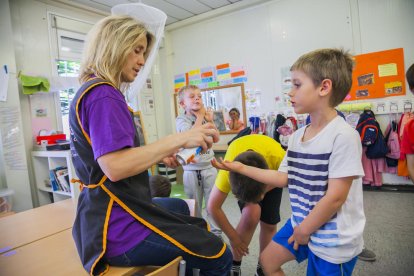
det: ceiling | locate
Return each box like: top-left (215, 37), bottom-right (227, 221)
top-left (68, 0), bottom-right (265, 26)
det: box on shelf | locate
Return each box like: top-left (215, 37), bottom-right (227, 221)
top-left (36, 134), bottom-right (66, 145)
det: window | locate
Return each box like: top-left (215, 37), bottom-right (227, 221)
top-left (48, 14), bottom-right (92, 138)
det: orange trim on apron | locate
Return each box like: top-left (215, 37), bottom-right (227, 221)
top-left (90, 198), bottom-right (113, 276)
top-left (101, 184), bottom-right (227, 259)
top-left (74, 79), bottom-right (226, 274)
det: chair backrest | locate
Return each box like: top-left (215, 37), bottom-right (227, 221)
top-left (182, 198), bottom-right (196, 217)
top-left (146, 256), bottom-right (183, 276)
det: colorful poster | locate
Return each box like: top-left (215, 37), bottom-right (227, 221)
top-left (346, 48), bottom-right (405, 101)
top-left (174, 63), bottom-right (248, 93)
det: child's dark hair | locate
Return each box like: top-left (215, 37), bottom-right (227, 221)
top-left (406, 63), bottom-right (414, 92)
top-left (229, 107), bottom-right (240, 116)
top-left (291, 48), bottom-right (354, 107)
top-left (149, 175), bottom-right (171, 198)
top-left (229, 151), bottom-right (268, 203)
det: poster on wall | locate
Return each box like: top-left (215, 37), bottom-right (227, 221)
top-left (174, 63), bottom-right (247, 93)
top-left (280, 66), bottom-right (292, 108)
top-left (346, 48), bottom-right (405, 101)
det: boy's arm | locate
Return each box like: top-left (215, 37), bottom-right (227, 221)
top-left (289, 176), bottom-right (354, 248)
top-left (211, 158), bottom-right (288, 188)
top-left (208, 186), bottom-right (249, 258)
top-left (192, 107), bottom-right (212, 127)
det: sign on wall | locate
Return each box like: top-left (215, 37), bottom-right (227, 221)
top-left (346, 48), bottom-right (406, 101)
top-left (174, 63), bottom-right (247, 92)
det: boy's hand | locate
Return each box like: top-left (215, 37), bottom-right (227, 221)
top-left (191, 106), bottom-right (206, 119)
top-left (204, 107), bottom-right (214, 123)
top-left (229, 236), bottom-right (249, 259)
top-left (288, 225), bottom-right (310, 250)
top-left (211, 157), bottom-right (243, 173)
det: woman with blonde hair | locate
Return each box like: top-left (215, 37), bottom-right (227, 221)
top-left (70, 15), bottom-right (231, 275)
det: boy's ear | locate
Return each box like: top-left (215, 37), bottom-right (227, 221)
top-left (319, 79), bottom-right (332, 97)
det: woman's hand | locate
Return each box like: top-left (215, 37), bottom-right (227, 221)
top-left (211, 157), bottom-right (244, 173)
top-left (162, 156), bottom-right (180, 168)
top-left (181, 123), bottom-right (219, 152)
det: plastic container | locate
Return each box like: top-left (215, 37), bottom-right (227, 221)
top-left (0, 188), bottom-right (14, 213)
top-left (176, 147), bottom-right (202, 165)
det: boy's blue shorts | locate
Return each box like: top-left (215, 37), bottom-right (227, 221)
top-left (273, 219), bottom-right (358, 276)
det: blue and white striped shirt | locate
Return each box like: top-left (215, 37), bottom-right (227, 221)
top-left (278, 116), bottom-right (366, 264)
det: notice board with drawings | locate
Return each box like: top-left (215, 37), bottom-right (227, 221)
top-left (346, 48), bottom-right (406, 101)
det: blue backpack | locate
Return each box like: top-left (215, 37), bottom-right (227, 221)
top-left (356, 110), bottom-right (379, 146)
top-left (356, 110), bottom-right (388, 159)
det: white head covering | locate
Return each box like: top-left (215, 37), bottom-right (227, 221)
top-left (112, 3), bottom-right (167, 111)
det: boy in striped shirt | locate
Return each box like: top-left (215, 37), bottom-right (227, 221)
top-left (213, 48), bottom-right (365, 276)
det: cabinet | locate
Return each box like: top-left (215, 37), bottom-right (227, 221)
top-left (31, 150), bottom-right (80, 206)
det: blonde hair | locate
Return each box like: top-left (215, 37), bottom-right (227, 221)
top-left (291, 48), bottom-right (354, 107)
top-left (79, 15), bottom-right (154, 90)
top-left (177, 84), bottom-right (200, 103)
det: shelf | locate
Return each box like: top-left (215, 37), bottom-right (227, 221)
top-left (32, 150), bottom-right (71, 158)
top-left (32, 150), bottom-right (78, 206)
top-left (38, 187), bottom-right (71, 197)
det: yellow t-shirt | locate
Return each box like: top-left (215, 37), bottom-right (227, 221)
top-left (215, 134), bottom-right (286, 194)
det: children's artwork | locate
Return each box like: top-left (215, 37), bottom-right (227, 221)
top-left (133, 111), bottom-right (147, 146)
top-left (347, 48), bottom-right (405, 101)
top-left (357, 73), bottom-right (374, 86)
top-left (213, 111), bottom-right (226, 131)
top-left (280, 66), bottom-right (292, 108)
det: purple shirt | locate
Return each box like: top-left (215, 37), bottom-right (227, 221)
top-left (79, 84), bottom-right (152, 258)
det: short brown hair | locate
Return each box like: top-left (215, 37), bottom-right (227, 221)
top-left (229, 151), bottom-right (268, 203)
top-left (291, 48), bottom-right (354, 107)
top-left (149, 175), bottom-right (171, 198)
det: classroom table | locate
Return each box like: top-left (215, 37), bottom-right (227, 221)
top-left (0, 228), bottom-right (174, 276)
top-left (0, 199), bottom-right (75, 254)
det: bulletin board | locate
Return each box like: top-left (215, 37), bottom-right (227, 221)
top-left (346, 48), bottom-right (405, 101)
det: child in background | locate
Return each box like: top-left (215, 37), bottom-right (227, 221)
top-left (401, 63), bottom-right (414, 182)
top-left (213, 48), bottom-right (365, 275)
top-left (176, 85), bottom-right (221, 236)
top-left (149, 175), bottom-right (190, 216)
top-left (226, 107), bottom-right (245, 131)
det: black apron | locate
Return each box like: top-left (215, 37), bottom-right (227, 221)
top-left (69, 78), bottom-right (226, 275)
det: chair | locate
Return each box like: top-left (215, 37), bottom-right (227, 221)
top-left (106, 256), bottom-right (184, 276)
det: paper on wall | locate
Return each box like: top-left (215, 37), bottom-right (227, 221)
top-left (0, 66), bottom-right (9, 102)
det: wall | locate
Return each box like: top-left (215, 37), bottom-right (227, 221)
top-left (159, 0), bottom-right (414, 184)
top-left (0, 0), bottom-right (32, 211)
top-left (5, 0), bottom-right (104, 210)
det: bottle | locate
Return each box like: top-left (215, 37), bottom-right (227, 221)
top-left (176, 146), bottom-right (202, 165)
